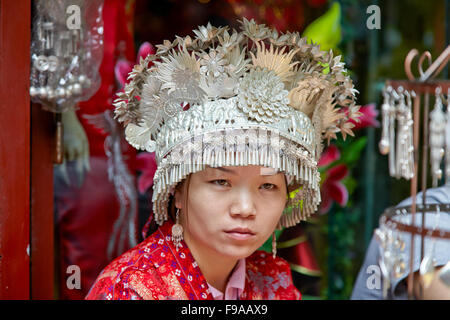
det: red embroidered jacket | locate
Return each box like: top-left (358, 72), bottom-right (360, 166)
top-left (85, 220), bottom-right (302, 300)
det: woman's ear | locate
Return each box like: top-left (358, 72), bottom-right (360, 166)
top-left (174, 181), bottom-right (184, 210)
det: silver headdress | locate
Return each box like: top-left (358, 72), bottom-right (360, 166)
top-left (113, 19), bottom-right (360, 228)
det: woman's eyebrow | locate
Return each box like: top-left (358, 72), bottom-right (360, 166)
top-left (212, 167), bottom-right (238, 175)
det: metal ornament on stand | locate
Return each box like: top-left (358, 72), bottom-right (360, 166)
top-left (429, 87), bottom-right (446, 187)
top-left (379, 87), bottom-right (391, 155)
top-left (395, 87), bottom-right (415, 180)
top-left (377, 204), bottom-right (450, 298)
top-left (379, 86), bottom-right (416, 180)
top-left (376, 45), bottom-right (450, 299)
top-left (445, 88), bottom-right (450, 184)
top-left (30, 0), bottom-right (104, 163)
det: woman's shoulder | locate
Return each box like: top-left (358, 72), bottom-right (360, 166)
top-left (85, 232), bottom-right (164, 300)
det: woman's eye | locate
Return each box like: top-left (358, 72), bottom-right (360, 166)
top-left (212, 179), bottom-right (229, 186)
top-left (210, 181), bottom-right (276, 189)
top-left (261, 183), bottom-right (276, 190)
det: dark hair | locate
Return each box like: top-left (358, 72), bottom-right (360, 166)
top-left (168, 174), bottom-right (192, 222)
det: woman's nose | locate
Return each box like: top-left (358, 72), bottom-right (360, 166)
top-left (229, 190), bottom-right (257, 218)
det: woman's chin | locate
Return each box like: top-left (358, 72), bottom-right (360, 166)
top-left (217, 243), bottom-right (260, 261)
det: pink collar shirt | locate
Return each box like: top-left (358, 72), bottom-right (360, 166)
top-left (207, 259), bottom-right (246, 300)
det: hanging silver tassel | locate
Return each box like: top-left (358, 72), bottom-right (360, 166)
top-left (261, 146), bottom-right (267, 166)
top-left (219, 150), bottom-right (223, 167)
top-left (429, 87), bottom-right (446, 187)
top-left (260, 146), bottom-right (265, 165)
top-left (270, 150), bottom-right (274, 169)
top-left (172, 208), bottom-right (183, 251)
top-left (446, 88), bottom-right (450, 184)
top-left (183, 163), bottom-right (187, 180)
top-left (308, 167), bottom-right (312, 184)
top-left (165, 170), bottom-right (169, 189)
top-left (206, 148), bottom-right (211, 166)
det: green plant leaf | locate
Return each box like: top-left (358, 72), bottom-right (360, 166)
top-left (339, 137), bottom-right (367, 167)
top-left (302, 2), bottom-right (342, 51)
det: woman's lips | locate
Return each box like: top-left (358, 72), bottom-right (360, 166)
top-left (224, 228), bottom-right (256, 240)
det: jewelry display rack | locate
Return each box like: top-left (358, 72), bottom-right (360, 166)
top-left (377, 45), bottom-right (450, 299)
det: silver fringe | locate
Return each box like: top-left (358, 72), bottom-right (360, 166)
top-left (151, 130), bottom-right (320, 229)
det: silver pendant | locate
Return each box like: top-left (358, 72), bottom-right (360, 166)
top-left (429, 87), bottom-right (446, 187)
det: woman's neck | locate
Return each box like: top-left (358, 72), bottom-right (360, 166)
top-left (183, 232), bottom-right (238, 293)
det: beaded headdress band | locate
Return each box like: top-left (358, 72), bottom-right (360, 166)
top-left (114, 19), bottom-right (360, 228)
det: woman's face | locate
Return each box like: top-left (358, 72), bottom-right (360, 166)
top-left (175, 165), bottom-right (288, 260)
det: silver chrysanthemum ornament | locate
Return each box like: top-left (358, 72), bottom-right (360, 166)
top-left (237, 68), bottom-right (290, 123)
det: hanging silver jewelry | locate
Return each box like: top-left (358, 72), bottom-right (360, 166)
top-left (388, 87), bottom-right (398, 177)
top-left (429, 87), bottom-right (446, 187)
top-left (395, 87), bottom-right (407, 179)
top-left (272, 231), bottom-right (277, 259)
top-left (43, 21), bottom-right (54, 50)
top-left (395, 88), bottom-right (415, 180)
top-left (30, 0), bottom-right (102, 113)
top-left (404, 90), bottom-right (415, 179)
top-left (379, 85), bottom-right (416, 180)
top-left (379, 86), bottom-right (391, 155)
top-left (172, 208), bottom-right (184, 251)
top-left (445, 88), bottom-right (450, 184)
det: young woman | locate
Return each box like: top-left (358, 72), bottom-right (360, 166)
top-left (86, 165), bottom-right (301, 299)
top-left (85, 19), bottom-right (359, 300)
